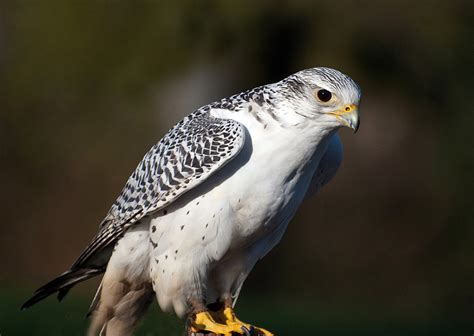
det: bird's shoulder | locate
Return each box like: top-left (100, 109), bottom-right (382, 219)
top-left (73, 107), bottom-right (248, 267)
top-left (104, 83), bottom-right (280, 227)
top-left (102, 107), bottom-right (246, 229)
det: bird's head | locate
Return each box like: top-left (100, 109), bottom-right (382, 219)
top-left (279, 67), bottom-right (361, 132)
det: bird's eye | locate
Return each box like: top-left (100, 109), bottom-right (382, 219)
top-left (316, 89), bottom-right (332, 102)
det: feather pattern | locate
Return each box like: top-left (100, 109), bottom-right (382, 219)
top-left (74, 113), bottom-right (246, 267)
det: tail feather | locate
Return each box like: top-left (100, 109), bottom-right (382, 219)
top-left (21, 268), bottom-right (103, 310)
top-left (57, 284), bottom-right (73, 302)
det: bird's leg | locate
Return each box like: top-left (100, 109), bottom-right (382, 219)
top-left (189, 300), bottom-right (246, 335)
top-left (217, 296), bottom-right (274, 336)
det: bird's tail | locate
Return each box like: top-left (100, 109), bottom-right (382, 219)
top-left (20, 268), bottom-right (103, 310)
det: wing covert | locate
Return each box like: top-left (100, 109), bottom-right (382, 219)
top-left (74, 112), bottom-right (245, 267)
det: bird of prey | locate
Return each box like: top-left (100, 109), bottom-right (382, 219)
top-left (22, 67), bottom-right (361, 336)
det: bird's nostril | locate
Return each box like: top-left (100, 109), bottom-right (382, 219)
top-left (345, 106), bottom-right (351, 112)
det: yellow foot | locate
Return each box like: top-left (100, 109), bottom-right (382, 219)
top-left (222, 307), bottom-right (274, 336)
top-left (191, 311), bottom-right (249, 335)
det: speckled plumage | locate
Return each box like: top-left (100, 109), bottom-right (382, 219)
top-left (72, 114), bottom-right (245, 270)
top-left (22, 67), bottom-right (361, 336)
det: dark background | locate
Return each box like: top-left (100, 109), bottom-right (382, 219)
top-left (1, 1), bottom-right (473, 335)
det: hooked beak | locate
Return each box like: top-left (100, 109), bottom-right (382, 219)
top-left (329, 104), bottom-right (360, 133)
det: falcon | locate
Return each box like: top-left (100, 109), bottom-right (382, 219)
top-left (22, 67), bottom-right (361, 336)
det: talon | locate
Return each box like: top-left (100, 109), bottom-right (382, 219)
top-left (220, 307), bottom-right (274, 336)
top-left (241, 325), bottom-right (252, 336)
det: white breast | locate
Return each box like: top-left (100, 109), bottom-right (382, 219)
top-left (148, 104), bottom-right (336, 317)
top-left (210, 104), bottom-right (336, 237)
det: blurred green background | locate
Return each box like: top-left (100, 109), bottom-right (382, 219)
top-left (1, 1), bottom-right (473, 335)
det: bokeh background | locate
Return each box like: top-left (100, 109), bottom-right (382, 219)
top-left (1, 1), bottom-right (473, 335)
